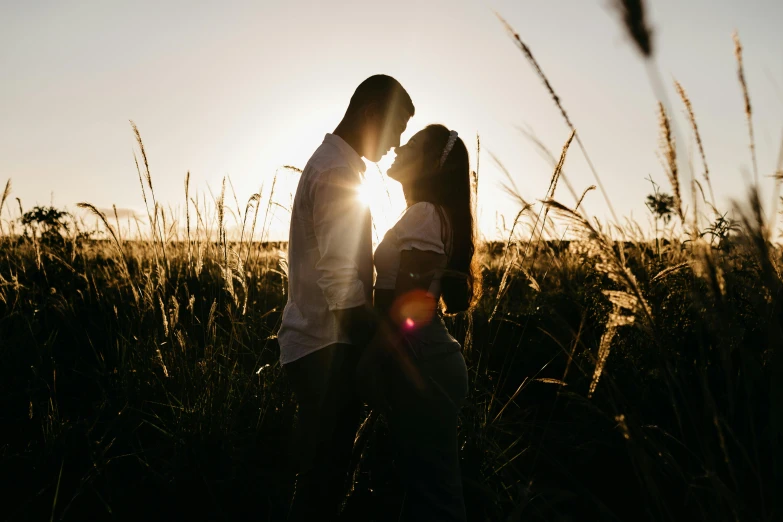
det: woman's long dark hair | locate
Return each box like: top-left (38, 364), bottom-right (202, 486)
top-left (403, 124), bottom-right (481, 314)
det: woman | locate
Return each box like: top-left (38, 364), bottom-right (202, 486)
top-left (360, 124), bottom-right (480, 521)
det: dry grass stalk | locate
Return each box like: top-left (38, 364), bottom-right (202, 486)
top-left (490, 131), bottom-right (575, 322)
top-left (517, 125), bottom-right (581, 208)
top-left (131, 120), bottom-right (153, 193)
top-left (496, 13), bottom-right (572, 128)
top-left (691, 241), bottom-right (727, 298)
top-left (533, 378), bottom-right (567, 386)
top-left (155, 347), bottom-right (169, 378)
top-left (217, 177), bottom-right (227, 264)
top-left (674, 80), bottom-right (715, 205)
top-left (532, 130), bottom-right (576, 248)
top-left (612, 0), bottom-right (700, 230)
top-left (589, 303), bottom-right (635, 398)
top-left (651, 261), bottom-right (689, 282)
top-left (155, 203), bottom-right (170, 272)
top-left (0, 179), bottom-right (11, 236)
top-left (131, 122), bottom-right (165, 268)
top-left (112, 205), bottom-right (123, 246)
top-left (737, 188), bottom-right (780, 282)
top-left (259, 169), bottom-right (281, 257)
top-left (539, 132), bottom-right (578, 253)
top-left (771, 134), bottom-right (783, 226)
top-left (611, 0), bottom-right (653, 58)
top-left (692, 179), bottom-right (711, 209)
top-left (489, 208), bottom-right (530, 322)
top-left (227, 176), bottom-right (242, 226)
top-left (243, 183), bottom-right (264, 268)
top-left (658, 102), bottom-right (684, 221)
top-left (132, 122), bottom-right (167, 261)
top-left (0, 179), bottom-right (10, 217)
top-left (134, 152), bottom-right (153, 237)
top-left (473, 133), bottom-right (480, 218)
top-left (777, 133), bottom-right (783, 180)
top-left (575, 185), bottom-right (596, 211)
top-left (496, 13), bottom-right (618, 223)
top-left (159, 296), bottom-right (170, 337)
top-left (545, 199), bottom-right (654, 325)
top-left (185, 171), bottom-right (192, 268)
top-left (240, 192), bottom-right (261, 248)
top-left (547, 184), bottom-right (596, 269)
top-left (159, 203), bottom-right (167, 243)
top-left (491, 152), bottom-right (529, 209)
top-left (560, 314), bottom-right (586, 386)
top-left (77, 203), bottom-right (123, 258)
top-left (546, 130), bottom-right (575, 201)
top-left (77, 202), bottom-right (139, 303)
top-left (733, 31), bottom-right (758, 184)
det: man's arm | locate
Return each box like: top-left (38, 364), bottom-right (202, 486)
top-left (312, 167), bottom-right (377, 345)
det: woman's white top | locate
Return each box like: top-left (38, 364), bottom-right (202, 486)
top-left (374, 202), bottom-right (448, 290)
top-left (374, 202), bottom-right (459, 351)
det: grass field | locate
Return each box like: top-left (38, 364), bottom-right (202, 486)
top-left (2, 6), bottom-right (782, 522)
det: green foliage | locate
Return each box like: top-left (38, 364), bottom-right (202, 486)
top-left (645, 192), bottom-right (675, 224)
top-left (644, 175), bottom-right (675, 226)
top-left (20, 205), bottom-right (71, 243)
top-left (701, 210), bottom-right (742, 248)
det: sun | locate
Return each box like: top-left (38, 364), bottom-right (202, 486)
top-left (356, 160), bottom-right (406, 244)
top-left (356, 183), bottom-right (374, 208)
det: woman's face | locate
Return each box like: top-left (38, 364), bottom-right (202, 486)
top-left (387, 129), bottom-right (430, 185)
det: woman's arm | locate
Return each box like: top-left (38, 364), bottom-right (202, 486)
top-left (375, 248), bottom-right (449, 331)
top-left (395, 248), bottom-right (448, 296)
top-left (374, 249), bottom-right (446, 320)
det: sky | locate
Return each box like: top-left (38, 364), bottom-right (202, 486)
top-left (1, 0), bottom-right (782, 241)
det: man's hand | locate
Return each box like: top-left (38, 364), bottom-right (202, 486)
top-left (333, 304), bottom-right (378, 347)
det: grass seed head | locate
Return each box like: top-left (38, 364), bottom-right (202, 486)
top-left (657, 103), bottom-right (683, 221)
top-left (733, 31), bottom-right (758, 184)
top-left (612, 0), bottom-right (653, 58)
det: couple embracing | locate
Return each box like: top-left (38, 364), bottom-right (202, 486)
top-left (278, 75), bottom-right (479, 522)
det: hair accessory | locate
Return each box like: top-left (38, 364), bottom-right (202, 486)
top-left (438, 130), bottom-right (459, 168)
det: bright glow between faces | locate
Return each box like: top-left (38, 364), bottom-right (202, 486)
top-left (356, 183), bottom-right (373, 207)
top-left (355, 155), bottom-right (407, 244)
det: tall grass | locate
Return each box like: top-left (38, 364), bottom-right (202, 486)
top-left (733, 31), bottom-right (758, 185)
top-left (2, 5), bottom-right (782, 521)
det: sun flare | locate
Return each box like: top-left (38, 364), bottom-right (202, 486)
top-left (357, 157), bottom-right (406, 244)
top-left (356, 183), bottom-right (374, 208)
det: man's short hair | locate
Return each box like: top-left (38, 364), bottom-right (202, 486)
top-left (347, 75), bottom-right (415, 118)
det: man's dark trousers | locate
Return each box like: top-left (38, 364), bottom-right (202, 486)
top-left (285, 343), bottom-right (362, 521)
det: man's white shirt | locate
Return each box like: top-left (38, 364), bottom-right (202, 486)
top-left (277, 134), bottom-right (373, 365)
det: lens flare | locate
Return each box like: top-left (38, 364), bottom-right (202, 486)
top-left (391, 289), bottom-right (437, 330)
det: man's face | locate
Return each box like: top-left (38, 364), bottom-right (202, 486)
top-left (366, 104), bottom-right (411, 163)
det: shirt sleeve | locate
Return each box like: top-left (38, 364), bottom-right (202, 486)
top-left (395, 202), bottom-right (447, 254)
top-left (312, 167), bottom-right (371, 311)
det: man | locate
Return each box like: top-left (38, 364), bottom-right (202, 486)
top-left (279, 75), bottom-right (414, 521)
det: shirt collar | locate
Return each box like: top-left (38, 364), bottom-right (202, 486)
top-left (323, 133), bottom-right (367, 175)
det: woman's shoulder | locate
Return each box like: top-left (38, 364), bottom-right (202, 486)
top-left (395, 202), bottom-right (441, 232)
top-left (393, 202), bottom-right (445, 252)
top-left (401, 201), bottom-right (439, 222)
